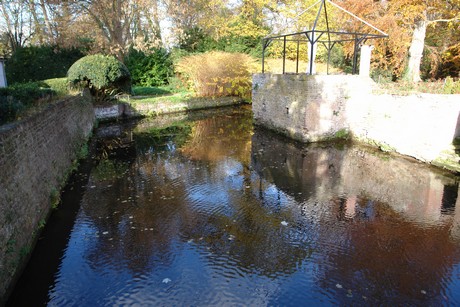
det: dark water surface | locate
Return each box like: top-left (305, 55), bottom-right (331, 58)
top-left (7, 105), bottom-right (460, 306)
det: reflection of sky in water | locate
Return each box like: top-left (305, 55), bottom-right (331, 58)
top-left (48, 212), bottom-right (132, 306)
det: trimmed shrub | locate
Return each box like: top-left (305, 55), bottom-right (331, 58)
top-left (67, 54), bottom-right (131, 101)
top-left (0, 82), bottom-right (54, 105)
top-left (124, 48), bottom-right (173, 87)
top-left (6, 46), bottom-right (84, 84)
top-left (175, 51), bottom-right (257, 99)
top-left (0, 82), bottom-right (55, 125)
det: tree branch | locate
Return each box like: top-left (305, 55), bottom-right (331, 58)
top-left (428, 17), bottom-right (460, 24)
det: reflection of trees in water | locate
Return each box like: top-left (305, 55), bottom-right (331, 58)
top-left (79, 107), bottom-right (257, 274)
top-left (133, 124), bottom-right (193, 154)
top-left (81, 152), bottom-right (195, 274)
top-left (181, 188), bottom-right (313, 277)
top-left (180, 108), bottom-right (253, 165)
top-left (78, 106), bottom-right (460, 304)
top-left (80, 106), bottom-right (314, 279)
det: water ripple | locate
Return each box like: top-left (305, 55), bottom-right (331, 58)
top-left (9, 107), bottom-right (460, 306)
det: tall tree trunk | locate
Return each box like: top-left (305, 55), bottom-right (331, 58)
top-left (28, 0), bottom-right (44, 44)
top-left (148, 0), bottom-right (163, 44)
top-left (407, 17), bottom-right (427, 82)
top-left (39, 0), bottom-right (55, 43)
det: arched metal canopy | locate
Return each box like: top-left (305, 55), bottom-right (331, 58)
top-left (261, 0), bottom-right (388, 74)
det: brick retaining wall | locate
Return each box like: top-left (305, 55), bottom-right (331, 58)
top-left (0, 95), bottom-right (94, 302)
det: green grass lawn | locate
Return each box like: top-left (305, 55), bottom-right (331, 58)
top-left (132, 86), bottom-right (172, 96)
top-left (122, 86), bottom-right (193, 105)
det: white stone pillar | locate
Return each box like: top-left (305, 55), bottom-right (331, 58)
top-left (359, 45), bottom-right (374, 77)
top-left (0, 59), bottom-right (7, 87)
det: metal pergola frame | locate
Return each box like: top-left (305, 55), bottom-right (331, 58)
top-left (261, 0), bottom-right (388, 75)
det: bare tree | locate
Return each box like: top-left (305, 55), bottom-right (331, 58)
top-left (0, 0), bottom-right (33, 51)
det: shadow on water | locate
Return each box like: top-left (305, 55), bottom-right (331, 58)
top-left (6, 150), bottom-right (94, 306)
top-left (7, 105), bottom-right (460, 306)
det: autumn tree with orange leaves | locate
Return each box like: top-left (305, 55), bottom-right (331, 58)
top-left (337, 0), bottom-right (460, 81)
top-left (0, 0), bottom-right (459, 81)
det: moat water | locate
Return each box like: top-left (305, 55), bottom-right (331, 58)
top-left (7, 105), bottom-right (460, 306)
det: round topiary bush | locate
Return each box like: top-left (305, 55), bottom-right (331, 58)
top-left (67, 54), bottom-right (131, 101)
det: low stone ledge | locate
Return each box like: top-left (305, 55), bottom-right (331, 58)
top-left (95, 96), bottom-right (245, 120)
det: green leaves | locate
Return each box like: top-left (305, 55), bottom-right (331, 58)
top-left (124, 48), bottom-right (173, 87)
top-left (67, 54), bottom-right (131, 101)
top-left (6, 46), bottom-right (84, 85)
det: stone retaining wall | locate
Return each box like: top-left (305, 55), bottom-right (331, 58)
top-left (0, 95), bottom-right (94, 302)
top-left (252, 73), bottom-right (460, 171)
top-left (95, 96), bottom-right (244, 121)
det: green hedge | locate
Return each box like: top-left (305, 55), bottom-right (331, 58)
top-left (0, 82), bottom-right (55, 125)
top-left (124, 48), bottom-right (173, 87)
top-left (177, 27), bottom-right (263, 58)
top-left (6, 46), bottom-right (84, 84)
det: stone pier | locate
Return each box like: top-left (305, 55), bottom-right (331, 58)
top-left (252, 73), bottom-right (460, 171)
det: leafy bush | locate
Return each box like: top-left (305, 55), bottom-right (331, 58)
top-left (214, 35), bottom-right (263, 58)
top-left (0, 82), bottom-right (55, 125)
top-left (67, 54), bottom-right (131, 101)
top-left (175, 51), bottom-right (257, 99)
top-left (0, 82), bottom-right (54, 105)
top-left (178, 27), bottom-right (215, 53)
top-left (6, 46), bottom-right (84, 84)
top-left (441, 43), bottom-right (460, 79)
top-left (124, 48), bottom-right (173, 87)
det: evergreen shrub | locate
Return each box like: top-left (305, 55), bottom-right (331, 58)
top-left (124, 48), bottom-right (173, 87)
top-left (6, 46), bottom-right (84, 84)
top-left (0, 82), bottom-right (55, 125)
top-left (67, 54), bottom-right (131, 101)
top-left (0, 97), bottom-right (24, 125)
top-left (178, 27), bottom-right (262, 58)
